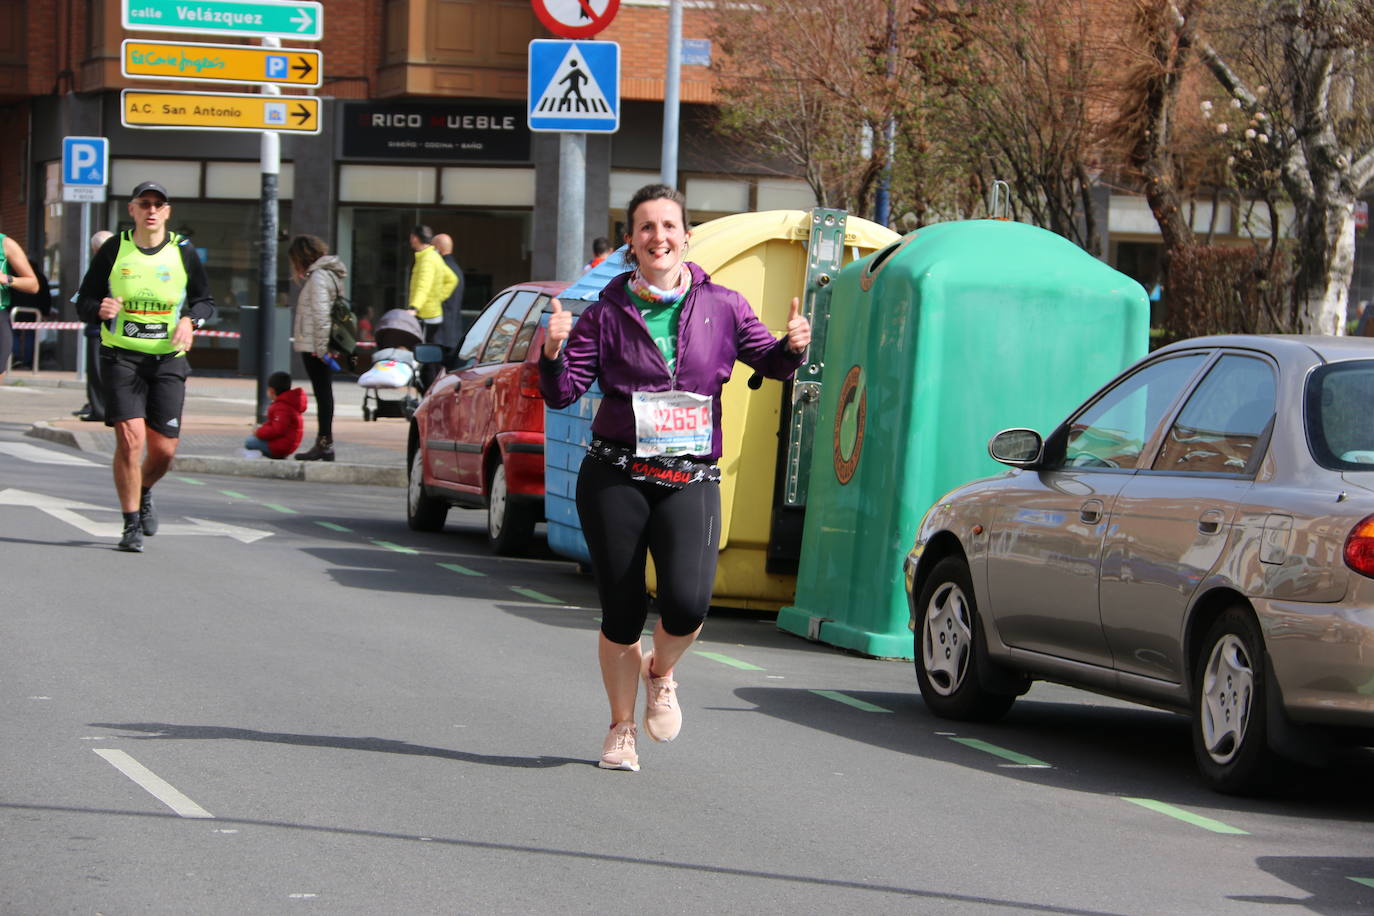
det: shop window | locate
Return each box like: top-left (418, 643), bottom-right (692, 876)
top-left (685, 178), bottom-right (750, 214)
top-left (206, 162), bottom-right (296, 200)
top-left (111, 160), bottom-right (200, 199)
top-left (440, 168), bottom-right (535, 207)
top-left (757, 179), bottom-right (817, 211)
top-left (339, 165), bottom-right (437, 205)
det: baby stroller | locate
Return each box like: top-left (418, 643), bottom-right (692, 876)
top-left (358, 308), bottom-right (424, 421)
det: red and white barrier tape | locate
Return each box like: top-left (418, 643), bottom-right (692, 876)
top-left (12, 321), bottom-right (241, 338)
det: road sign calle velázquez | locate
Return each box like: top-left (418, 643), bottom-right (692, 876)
top-left (123, 40), bottom-right (321, 87)
top-left (121, 89), bottom-right (321, 134)
top-left (123, 0), bottom-right (323, 41)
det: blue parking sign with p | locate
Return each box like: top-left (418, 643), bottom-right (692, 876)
top-left (63, 137), bottom-right (109, 187)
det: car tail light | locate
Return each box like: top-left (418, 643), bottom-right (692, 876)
top-left (1343, 514), bottom-right (1374, 578)
top-left (519, 362), bottom-right (542, 399)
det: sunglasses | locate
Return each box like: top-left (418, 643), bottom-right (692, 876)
top-left (134, 198), bottom-right (169, 210)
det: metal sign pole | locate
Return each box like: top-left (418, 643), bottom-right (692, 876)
top-left (557, 132), bottom-right (587, 280)
top-left (660, 0), bottom-right (682, 188)
top-left (76, 201), bottom-right (91, 381)
top-left (256, 36), bottom-right (281, 422)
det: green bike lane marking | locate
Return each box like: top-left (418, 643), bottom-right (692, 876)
top-left (264, 504), bottom-right (297, 514)
top-left (438, 562), bottom-right (483, 576)
top-left (218, 490), bottom-right (248, 500)
top-left (315, 521), bottom-right (351, 533)
top-left (693, 650), bottom-right (764, 671)
top-left (1349, 877), bottom-right (1374, 889)
top-left (174, 477), bottom-right (204, 486)
top-left (947, 736), bottom-right (1050, 768)
top-left (509, 586), bottom-right (562, 603)
top-left (810, 689), bottom-right (891, 713)
top-left (1121, 798), bottom-right (1249, 835)
top-left (373, 540), bottom-right (418, 554)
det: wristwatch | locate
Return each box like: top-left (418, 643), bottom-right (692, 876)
top-left (182, 315), bottom-right (204, 330)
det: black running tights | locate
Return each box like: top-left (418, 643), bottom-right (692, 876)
top-left (576, 454), bottom-right (720, 645)
top-left (301, 352), bottom-right (334, 439)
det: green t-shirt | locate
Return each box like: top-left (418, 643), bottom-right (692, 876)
top-left (630, 288), bottom-right (686, 373)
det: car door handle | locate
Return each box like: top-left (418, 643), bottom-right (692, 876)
top-left (1198, 508), bottom-right (1225, 534)
top-left (1080, 499), bottom-right (1104, 525)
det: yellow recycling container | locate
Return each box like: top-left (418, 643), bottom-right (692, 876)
top-left (639, 209), bottom-right (900, 610)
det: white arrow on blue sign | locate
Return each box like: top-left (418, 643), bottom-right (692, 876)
top-left (527, 40), bottom-right (620, 134)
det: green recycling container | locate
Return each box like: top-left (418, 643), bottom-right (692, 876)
top-left (777, 219), bottom-right (1150, 658)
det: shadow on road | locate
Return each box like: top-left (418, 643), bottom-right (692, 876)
top-left (88, 721), bottom-right (587, 770)
top-left (1231, 856), bottom-right (1374, 914)
top-left (0, 801), bottom-right (1134, 915)
top-left (730, 686), bottom-right (1374, 821)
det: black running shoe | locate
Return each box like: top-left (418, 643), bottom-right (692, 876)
top-left (139, 491), bottom-right (158, 536)
top-left (118, 519), bottom-right (144, 552)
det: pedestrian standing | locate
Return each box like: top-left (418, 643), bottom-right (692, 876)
top-left (406, 225), bottom-right (457, 349)
top-left (0, 229), bottom-right (40, 384)
top-left (539, 183), bottom-right (811, 771)
top-left (428, 232), bottom-right (465, 390)
top-left (288, 234), bottom-right (348, 462)
top-left (76, 230), bottom-right (114, 421)
top-left (75, 181), bottom-right (216, 552)
top-left (584, 236), bottom-right (611, 271)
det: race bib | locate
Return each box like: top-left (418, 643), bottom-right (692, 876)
top-left (122, 320), bottom-right (169, 340)
top-left (632, 390), bottom-right (713, 457)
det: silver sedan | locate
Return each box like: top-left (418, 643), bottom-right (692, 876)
top-left (904, 335), bottom-right (1374, 793)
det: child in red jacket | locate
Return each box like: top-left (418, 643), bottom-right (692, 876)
top-left (243, 371), bottom-right (308, 459)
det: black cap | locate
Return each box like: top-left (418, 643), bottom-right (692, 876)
top-left (130, 180), bottom-right (169, 201)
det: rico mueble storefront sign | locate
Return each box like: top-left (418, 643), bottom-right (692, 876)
top-left (342, 101), bottom-right (530, 161)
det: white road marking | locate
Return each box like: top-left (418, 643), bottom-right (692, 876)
top-left (94, 749), bottom-right (214, 819)
top-left (0, 488), bottom-right (273, 543)
top-left (0, 442), bottom-right (100, 466)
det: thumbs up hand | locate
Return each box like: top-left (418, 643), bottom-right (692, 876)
top-left (785, 297), bottom-right (811, 355)
top-left (544, 297), bottom-right (572, 359)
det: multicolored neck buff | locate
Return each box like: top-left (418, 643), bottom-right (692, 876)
top-left (628, 265), bottom-right (690, 305)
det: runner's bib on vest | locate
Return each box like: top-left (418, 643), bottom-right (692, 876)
top-left (101, 231), bottom-right (188, 355)
top-left (631, 389), bottom-right (713, 457)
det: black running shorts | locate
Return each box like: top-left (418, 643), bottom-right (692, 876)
top-left (0, 309), bottom-right (11, 370)
top-left (102, 347), bottom-right (189, 438)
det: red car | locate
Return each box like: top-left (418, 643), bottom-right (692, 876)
top-left (406, 280), bottom-right (570, 554)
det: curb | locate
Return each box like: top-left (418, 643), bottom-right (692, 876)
top-left (25, 422), bottom-right (405, 488)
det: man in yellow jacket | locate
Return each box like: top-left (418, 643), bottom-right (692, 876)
top-left (407, 225), bottom-right (457, 350)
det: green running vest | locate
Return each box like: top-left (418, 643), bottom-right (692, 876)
top-left (0, 233), bottom-right (9, 312)
top-left (101, 231), bottom-right (189, 355)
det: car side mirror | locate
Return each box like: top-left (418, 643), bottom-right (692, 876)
top-left (414, 344), bottom-right (444, 364)
top-left (989, 428), bottom-right (1043, 467)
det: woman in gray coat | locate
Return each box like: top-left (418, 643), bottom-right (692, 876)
top-left (288, 235), bottom-right (348, 461)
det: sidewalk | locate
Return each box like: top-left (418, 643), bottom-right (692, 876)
top-left (8, 371), bottom-right (407, 487)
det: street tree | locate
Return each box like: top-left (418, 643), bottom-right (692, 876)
top-left (1188, 0), bottom-right (1374, 334)
top-left (1117, 0), bottom-right (1374, 335)
top-left (710, 0), bottom-right (945, 220)
top-left (907, 0), bottom-right (1120, 253)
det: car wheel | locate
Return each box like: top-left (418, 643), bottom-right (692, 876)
top-left (913, 556), bottom-right (1017, 721)
top-left (1192, 606), bottom-right (1274, 794)
top-left (406, 450), bottom-right (448, 532)
top-left (487, 461), bottom-right (535, 556)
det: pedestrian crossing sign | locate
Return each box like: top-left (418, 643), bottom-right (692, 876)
top-left (528, 39), bottom-right (620, 134)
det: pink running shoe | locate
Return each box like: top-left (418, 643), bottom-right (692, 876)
top-left (641, 652), bottom-right (682, 742)
top-left (599, 721), bottom-right (640, 771)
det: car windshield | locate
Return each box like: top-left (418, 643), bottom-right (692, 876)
top-left (1307, 359), bottom-right (1374, 470)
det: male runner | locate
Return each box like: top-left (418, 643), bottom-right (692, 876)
top-left (76, 181), bottom-right (216, 552)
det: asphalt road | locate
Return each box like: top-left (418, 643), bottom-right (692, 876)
top-left (3, 423), bottom-right (1374, 915)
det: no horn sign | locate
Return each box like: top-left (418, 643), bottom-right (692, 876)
top-left (527, 40), bottom-right (620, 134)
